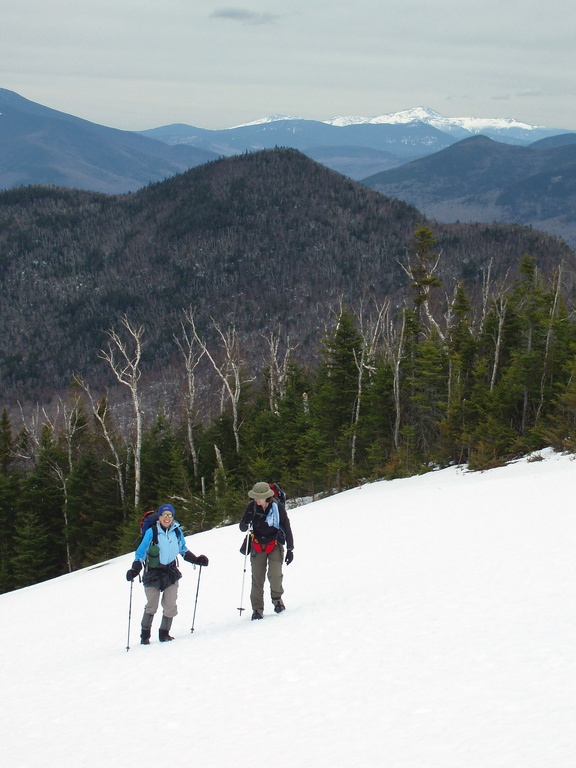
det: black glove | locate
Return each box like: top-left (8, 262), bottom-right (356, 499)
top-left (285, 549), bottom-right (294, 565)
top-left (239, 518), bottom-right (250, 532)
top-left (126, 560), bottom-right (142, 581)
top-left (184, 551), bottom-right (209, 567)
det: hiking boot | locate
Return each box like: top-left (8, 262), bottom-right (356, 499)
top-left (159, 629), bottom-right (174, 642)
top-left (140, 629), bottom-right (151, 645)
top-left (273, 600), bottom-right (286, 614)
top-left (251, 610), bottom-right (263, 621)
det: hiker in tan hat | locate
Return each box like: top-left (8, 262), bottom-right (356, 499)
top-left (239, 482), bottom-right (294, 620)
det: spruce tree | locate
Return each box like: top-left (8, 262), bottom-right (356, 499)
top-left (312, 308), bottom-right (364, 481)
top-left (12, 508), bottom-right (52, 589)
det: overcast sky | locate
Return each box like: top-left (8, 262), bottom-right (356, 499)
top-left (3, 0), bottom-right (576, 131)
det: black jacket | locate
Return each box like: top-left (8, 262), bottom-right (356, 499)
top-left (240, 499), bottom-right (294, 550)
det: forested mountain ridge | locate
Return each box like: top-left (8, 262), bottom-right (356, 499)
top-left (0, 148), bottom-right (574, 413)
top-left (362, 135), bottom-right (576, 247)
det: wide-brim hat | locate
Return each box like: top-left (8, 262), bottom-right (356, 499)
top-left (248, 482), bottom-right (274, 500)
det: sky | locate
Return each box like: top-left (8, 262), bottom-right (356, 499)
top-left (1, 447), bottom-right (575, 767)
top-left (2, 0), bottom-right (576, 132)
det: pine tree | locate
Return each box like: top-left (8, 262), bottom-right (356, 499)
top-left (19, 426), bottom-right (68, 579)
top-left (493, 256), bottom-right (570, 448)
top-left (295, 426), bottom-right (331, 499)
top-left (312, 308), bottom-right (365, 481)
top-left (439, 282), bottom-right (478, 464)
top-left (12, 508), bottom-right (52, 589)
top-left (139, 410), bottom-right (191, 507)
top-left (0, 407), bottom-right (14, 476)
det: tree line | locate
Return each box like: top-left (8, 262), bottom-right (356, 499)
top-left (1, 226), bottom-right (575, 593)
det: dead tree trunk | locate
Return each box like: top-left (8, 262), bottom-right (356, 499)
top-left (176, 309), bottom-right (206, 476)
top-left (99, 315), bottom-right (145, 510)
top-left (262, 329), bottom-right (297, 414)
top-left (190, 318), bottom-right (253, 455)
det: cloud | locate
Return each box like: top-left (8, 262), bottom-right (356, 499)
top-left (517, 88), bottom-right (542, 99)
top-left (211, 7), bottom-right (281, 25)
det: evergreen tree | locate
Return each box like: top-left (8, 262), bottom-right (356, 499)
top-left (12, 508), bottom-right (52, 589)
top-left (359, 356), bottom-right (396, 474)
top-left (67, 442), bottom-right (123, 567)
top-left (0, 407), bottom-right (14, 476)
top-left (493, 256), bottom-right (570, 449)
top-left (139, 410), bottom-right (191, 508)
top-left (0, 472), bottom-right (23, 593)
top-left (273, 363), bottom-right (313, 484)
top-left (19, 426), bottom-right (68, 579)
top-left (439, 282), bottom-right (478, 464)
top-left (407, 330), bottom-right (449, 460)
top-left (295, 425), bottom-right (332, 499)
top-left (312, 308), bottom-right (365, 481)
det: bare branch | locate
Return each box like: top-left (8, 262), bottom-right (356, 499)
top-left (99, 315), bottom-right (145, 509)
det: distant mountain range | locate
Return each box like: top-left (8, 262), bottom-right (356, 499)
top-left (1, 89), bottom-right (571, 190)
top-left (140, 106), bottom-right (569, 181)
top-left (2, 88), bottom-right (576, 247)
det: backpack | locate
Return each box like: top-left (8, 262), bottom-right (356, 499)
top-left (268, 485), bottom-right (287, 546)
top-left (139, 508), bottom-right (184, 547)
top-left (140, 509), bottom-right (160, 537)
top-left (269, 483), bottom-right (287, 505)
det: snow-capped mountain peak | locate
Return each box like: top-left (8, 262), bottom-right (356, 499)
top-left (325, 106), bottom-right (544, 134)
top-left (325, 106), bottom-right (444, 127)
top-left (230, 113), bottom-right (304, 129)
top-left (229, 107), bottom-right (555, 142)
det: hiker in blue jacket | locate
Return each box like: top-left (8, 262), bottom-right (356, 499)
top-left (126, 503), bottom-right (209, 644)
top-left (239, 482), bottom-right (294, 620)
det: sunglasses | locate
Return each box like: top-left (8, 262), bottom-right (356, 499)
top-left (160, 512), bottom-right (173, 519)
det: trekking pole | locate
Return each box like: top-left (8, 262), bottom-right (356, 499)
top-left (238, 529), bottom-right (251, 616)
top-left (126, 579), bottom-right (134, 652)
top-left (190, 565), bottom-right (203, 633)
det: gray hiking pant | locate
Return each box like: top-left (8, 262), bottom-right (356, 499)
top-left (250, 544), bottom-right (284, 612)
top-left (143, 582), bottom-right (179, 619)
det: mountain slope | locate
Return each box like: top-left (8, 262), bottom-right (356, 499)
top-left (0, 89), bottom-right (217, 193)
top-left (1, 148), bottom-right (574, 407)
top-left (1, 448), bottom-right (574, 767)
top-left (362, 135), bottom-right (576, 247)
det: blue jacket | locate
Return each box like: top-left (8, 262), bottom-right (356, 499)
top-left (135, 520), bottom-right (188, 565)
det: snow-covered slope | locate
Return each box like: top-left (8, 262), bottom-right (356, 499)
top-left (1, 449), bottom-right (575, 767)
top-left (326, 106), bottom-right (544, 132)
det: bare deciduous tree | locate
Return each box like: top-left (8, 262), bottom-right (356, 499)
top-left (382, 307), bottom-right (407, 450)
top-left (262, 329), bottom-right (298, 414)
top-left (46, 460), bottom-right (73, 573)
top-left (99, 315), bottom-right (145, 509)
top-left (537, 264), bottom-right (565, 422)
top-left (490, 294), bottom-right (508, 392)
top-left (189, 317), bottom-right (253, 455)
top-left (399, 249), bottom-right (445, 342)
top-left (175, 308), bottom-right (206, 476)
